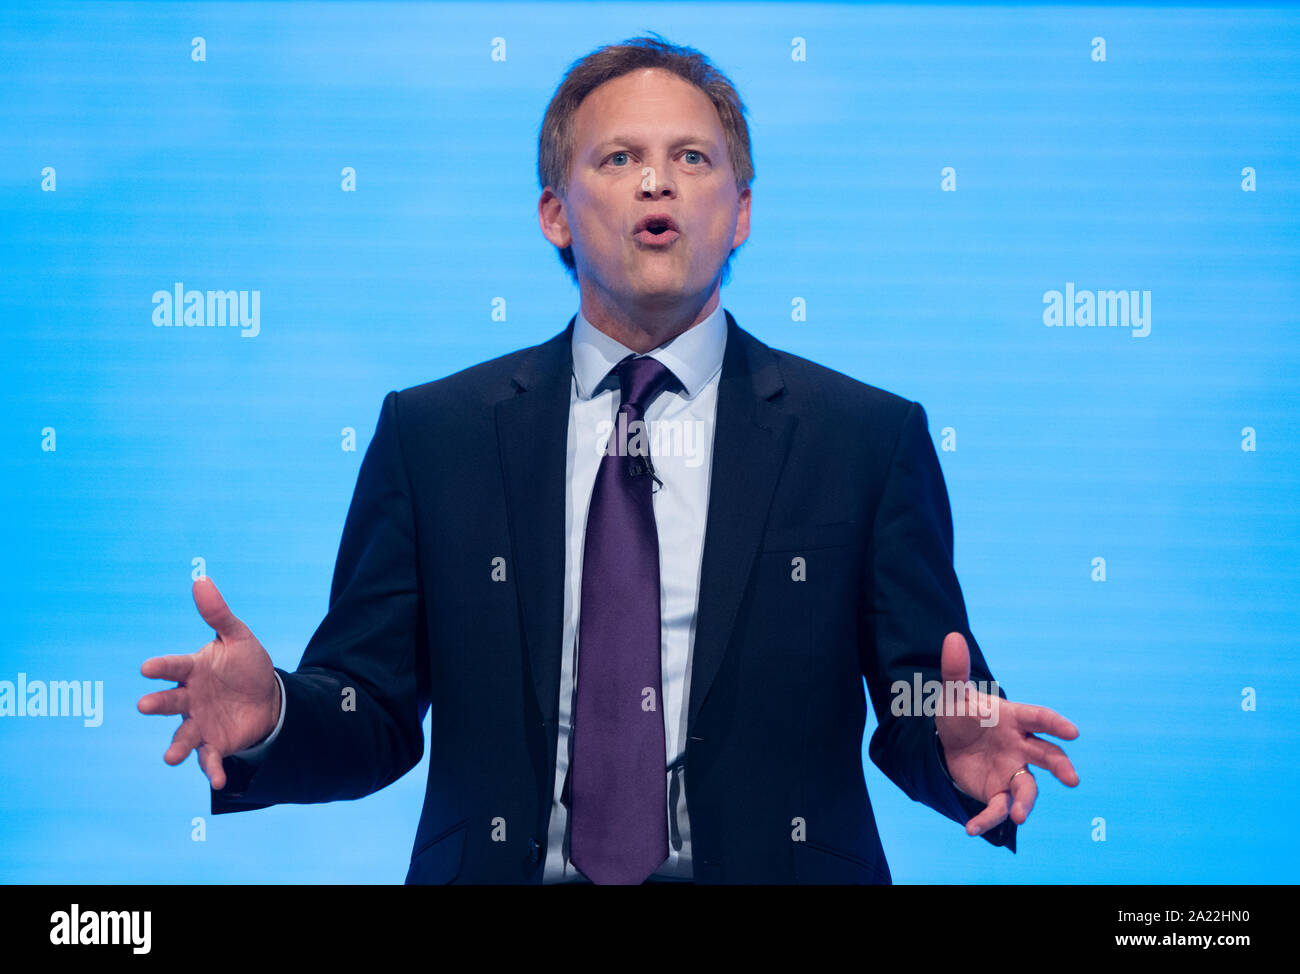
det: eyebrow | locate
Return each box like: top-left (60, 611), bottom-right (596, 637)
top-left (591, 135), bottom-right (719, 153)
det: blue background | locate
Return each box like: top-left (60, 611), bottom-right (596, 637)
top-left (1, 1), bottom-right (1297, 883)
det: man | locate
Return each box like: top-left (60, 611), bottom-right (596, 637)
top-left (138, 35), bottom-right (1078, 884)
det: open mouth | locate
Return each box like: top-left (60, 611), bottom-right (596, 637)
top-left (633, 214), bottom-right (680, 246)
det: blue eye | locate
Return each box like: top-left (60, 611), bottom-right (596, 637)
top-left (684, 150), bottom-right (703, 164)
top-left (609, 152), bottom-right (629, 166)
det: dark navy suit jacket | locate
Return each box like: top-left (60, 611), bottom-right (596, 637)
top-left (211, 310), bottom-right (1016, 883)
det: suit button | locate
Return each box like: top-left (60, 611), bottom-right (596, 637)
top-left (528, 838), bottom-right (540, 863)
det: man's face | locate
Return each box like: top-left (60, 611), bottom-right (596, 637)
top-left (541, 67), bottom-right (751, 310)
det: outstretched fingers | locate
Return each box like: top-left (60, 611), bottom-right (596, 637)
top-left (138, 686), bottom-right (189, 717)
top-left (197, 742), bottom-right (226, 791)
top-left (940, 632), bottom-right (972, 686)
top-left (166, 717), bottom-right (201, 765)
top-left (965, 790), bottom-right (1010, 837)
top-left (1008, 768), bottom-right (1038, 824)
top-left (192, 576), bottom-right (249, 643)
top-left (1022, 734), bottom-right (1080, 787)
top-left (139, 654), bottom-right (194, 685)
top-left (1013, 702), bottom-right (1079, 741)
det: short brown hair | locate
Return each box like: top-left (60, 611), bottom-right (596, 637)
top-left (537, 33), bottom-right (755, 284)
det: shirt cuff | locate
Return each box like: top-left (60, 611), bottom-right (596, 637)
top-left (229, 670), bottom-right (286, 763)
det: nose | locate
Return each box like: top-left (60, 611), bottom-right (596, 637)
top-left (637, 155), bottom-right (676, 199)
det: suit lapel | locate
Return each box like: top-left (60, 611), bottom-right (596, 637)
top-left (495, 320), bottom-right (575, 749)
top-left (687, 311), bottom-right (796, 731)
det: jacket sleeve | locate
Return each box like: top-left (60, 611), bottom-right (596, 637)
top-left (211, 389), bottom-right (430, 814)
top-left (859, 398), bottom-right (1016, 852)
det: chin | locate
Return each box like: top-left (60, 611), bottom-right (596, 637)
top-left (637, 260), bottom-right (693, 283)
top-left (633, 278), bottom-right (693, 303)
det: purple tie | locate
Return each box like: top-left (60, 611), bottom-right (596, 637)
top-left (570, 354), bottom-right (679, 884)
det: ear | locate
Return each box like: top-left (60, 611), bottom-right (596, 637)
top-left (538, 188), bottom-right (572, 249)
top-left (731, 186), bottom-right (752, 249)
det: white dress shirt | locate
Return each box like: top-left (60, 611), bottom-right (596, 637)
top-left (232, 302), bottom-right (728, 885)
top-left (545, 302), bottom-right (725, 883)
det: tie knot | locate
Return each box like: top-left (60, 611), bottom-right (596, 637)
top-left (614, 355), bottom-right (679, 416)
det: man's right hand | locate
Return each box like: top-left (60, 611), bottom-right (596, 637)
top-left (138, 576), bottom-right (281, 791)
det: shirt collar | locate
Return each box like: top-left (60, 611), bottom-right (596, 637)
top-left (571, 302), bottom-right (727, 401)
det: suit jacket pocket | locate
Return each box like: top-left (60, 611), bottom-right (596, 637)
top-left (760, 520), bottom-right (857, 553)
top-left (793, 838), bottom-right (891, 884)
top-left (405, 820), bottom-right (468, 885)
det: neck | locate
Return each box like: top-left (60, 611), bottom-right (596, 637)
top-left (579, 283), bottom-right (721, 354)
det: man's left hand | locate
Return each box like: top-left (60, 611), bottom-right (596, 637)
top-left (935, 632), bottom-right (1080, 837)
